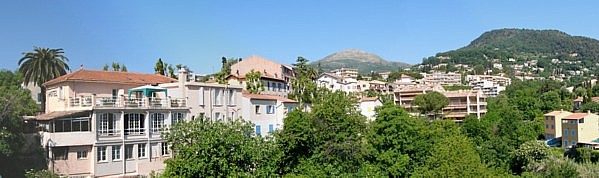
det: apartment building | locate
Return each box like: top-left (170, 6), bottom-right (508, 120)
top-left (561, 112), bottom-right (599, 148)
top-left (543, 110), bottom-right (573, 140)
top-left (229, 55), bottom-right (295, 96)
top-left (240, 92), bottom-right (298, 135)
top-left (160, 68), bottom-right (243, 122)
top-left (466, 75), bottom-right (511, 97)
top-left (393, 84), bottom-right (487, 120)
top-left (331, 68), bottom-right (358, 79)
top-left (316, 72), bottom-right (358, 93)
top-left (34, 69), bottom-right (188, 177)
top-left (420, 72), bottom-right (461, 86)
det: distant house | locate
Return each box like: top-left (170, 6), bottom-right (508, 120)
top-left (359, 97), bottom-right (383, 121)
top-left (543, 110), bottom-right (572, 140)
top-left (240, 92), bottom-right (298, 135)
top-left (229, 55), bottom-right (295, 97)
top-left (316, 72), bottom-right (358, 93)
top-left (561, 112), bottom-right (599, 148)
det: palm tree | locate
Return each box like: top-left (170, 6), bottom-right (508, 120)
top-left (18, 47), bottom-right (70, 113)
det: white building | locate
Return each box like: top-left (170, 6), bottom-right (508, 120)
top-left (241, 92), bottom-right (298, 135)
top-left (359, 97), bottom-right (383, 121)
top-left (420, 72), bottom-right (461, 86)
top-left (466, 75), bottom-right (511, 97)
top-left (316, 73), bottom-right (358, 93)
top-left (331, 68), bottom-right (358, 79)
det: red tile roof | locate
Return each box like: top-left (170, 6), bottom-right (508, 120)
top-left (242, 92), bottom-right (297, 103)
top-left (360, 97), bottom-right (379, 102)
top-left (563, 113), bottom-right (591, 120)
top-left (43, 69), bottom-right (177, 86)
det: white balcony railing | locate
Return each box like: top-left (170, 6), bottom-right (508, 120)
top-left (71, 95), bottom-right (188, 109)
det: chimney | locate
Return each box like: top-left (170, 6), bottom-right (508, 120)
top-left (178, 68), bottom-right (188, 97)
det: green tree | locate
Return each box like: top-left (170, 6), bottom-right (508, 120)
top-left (511, 140), bottom-right (550, 174)
top-left (154, 58), bottom-right (165, 75)
top-left (120, 65), bottom-right (127, 72)
top-left (289, 57), bottom-right (319, 106)
top-left (0, 70), bottom-right (41, 177)
top-left (581, 102), bottom-right (599, 113)
top-left (413, 134), bottom-right (490, 177)
top-left (162, 119), bottom-right (278, 177)
top-left (102, 64), bottom-right (109, 71)
top-left (111, 62), bottom-right (120, 71)
top-left (18, 46), bottom-right (70, 112)
top-left (245, 69), bottom-right (264, 94)
top-left (413, 91), bottom-right (449, 119)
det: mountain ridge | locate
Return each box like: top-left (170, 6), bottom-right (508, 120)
top-left (312, 49), bottom-right (411, 73)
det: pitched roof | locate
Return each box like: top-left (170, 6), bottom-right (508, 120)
top-left (544, 110), bottom-right (573, 116)
top-left (563, 113), bottom-right (591, 120)
top-left (242, 92), bottom-right (297, 103)
top-left (43, 69), bottom-right (177, 86)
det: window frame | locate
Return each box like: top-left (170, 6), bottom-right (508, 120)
top-left (97, 146), bottom-right (107, 162)
top-left (138, 143), bottom-right (146, 158)
top-left (112, 145), bottom-right (121, 161)
top-left (150, 113), bottom-right (165, 133)
top-left (77, 150), bottom-right (87, 160)
top-left (98, 113), bottom-right (118, 136)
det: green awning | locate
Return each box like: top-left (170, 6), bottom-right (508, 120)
top-left (128, 85), bottom-right (168, 97)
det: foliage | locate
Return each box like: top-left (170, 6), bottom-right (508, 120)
top-left (24, 169), bottom-right (60, 178)
top-left (162, 119), bottom-right (278, 177)
top-left (412, 134), bottom-right (491, 177)
top-left (580, 102), bottom-right (599, 113)
top-left (18, 46), bottom-right (69, 112)
top-left (214, 57), bottom-right (239, 84)
top-left (154, 58), bottom-right (165, 75)
top-left (103, 62), bottom-right (127, 72)
top-left (245, 69), bottom-right (264, 94)
top-left (289, 57), bottom-right (319, 106)
top-left (413, 91), bottom-right (449, 119)
top-left (0, 70), bottom-right (42, 178)
top-left (511, 140), bottom-right (550, 174)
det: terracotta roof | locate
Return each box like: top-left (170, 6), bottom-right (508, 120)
top-left (563, 113), bottom-right (591, 120)
top-left (360, 97), bottom-right (379, 102)
top-left (544, 110), bottom-right (572, 116)
top-left (400, 74), bottom-right (413, 78)
top-left (574, 97), bottom-right (584, 102)
top-left (242, 92), bottom-right (297, 103)
top-left (226, 74), bottom-right (285, 82)
top-left (35, 110), bottom-right (91, 121)
top-left (44, 69), bottom-right (177, 86)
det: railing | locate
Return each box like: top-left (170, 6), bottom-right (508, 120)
top-left (170, 98), bottom-right (187, 108)
top-left (124, 97), bottom-right (145, 107)
top-left (96, 97), bottom-right (120, 107)
top-left (69, 97), bottom-right (80, 107)
top-left (70, 96), bottom-right (189, 109)
top-left (69, 96), bottom-right (93, 107)
top-left (148, 97), bottom-right (167, 107)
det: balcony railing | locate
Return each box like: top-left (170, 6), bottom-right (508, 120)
top-left (70, 95), bottom-right (188, 109)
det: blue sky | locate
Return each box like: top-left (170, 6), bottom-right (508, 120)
top-left (1, 0), bottom-right (598, 74)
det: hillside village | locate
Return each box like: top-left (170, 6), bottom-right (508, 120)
top-left (4, 29), bottom-right (599, 177)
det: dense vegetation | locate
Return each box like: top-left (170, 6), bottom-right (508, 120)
top-left (419, 29), bottom-right (599, 80)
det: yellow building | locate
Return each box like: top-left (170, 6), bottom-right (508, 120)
top-left (561, 112), bottom-right (599, 148)
top-left (543, 110), bottom-right (572, 139)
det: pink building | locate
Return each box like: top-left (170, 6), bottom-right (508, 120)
top-left (229, 55), bottom-right (295, 97)
top-left (34, 69), bottom-right (189, 177)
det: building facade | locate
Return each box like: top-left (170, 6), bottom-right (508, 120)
top-left (543, 110), bottom-right (573, 140)
top-left (240, 92), bottom-right (298, 135)
top-left (316, 73), bottom-right (358, 93)
top-left (331, 68), bottom-right (358, 79)
top-left (35, 69), bottom-right (188, 177)
top-left (466, 75), bottom-right (511, 97)
top-left (420, 72), bottom-right (461, 86)
top-left (561, 112), bottom-right (599, 148)
top-left (229, 55), bottom-right (295, 96)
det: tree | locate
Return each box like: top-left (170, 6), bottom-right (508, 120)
top-left (167, 64), bottom-right (175, 78)
top-left (245, 70), bottom-right (264, 94)
top-left (413, 134), bottom-right (490, 177)
top-left (111, 62), bottom-right (120, 71)
top-left (162, 119), bottom-right (278, 177)
top-left (120, 65), bottom-right (127, 72)
top-left (413, 91), bottom-right (449, 119)
top-left (102, 64), bottom-right (109, 71)
top-left (18, 46), bottom-right (70, 112)
top-left (0, 70), bottom-right (41, 177)
top-left (155, 58), bottom-right (165, 75)
top-left (511, 140), bottom-right (550, 174)
top-left (289, 57), bottom-right (319, 106)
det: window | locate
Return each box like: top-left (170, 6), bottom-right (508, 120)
top-left (214, 112), bottom-right (221, 121)
top-left (269, 124), bottom-right (274, 133)
top-left (77, 151), bottom-right (87, 159)
top-left (266, 105), bottom-right (275, 114)
top-left (564, 129), bottom-right (568, 135)
top-left (551, 116), bottom-right (554, 120)
top-left (125, 144), bottom-right (134, 159)
top-left (54, 117), bottom-right (90, 132)
top-left (571, 130), bottom-right (576, 136)
top-left (545, 116), bottom-right (548, 120)
top-left (161, 142), bottom-right (169, 156)
top-left (151, 143), bottom-right (159, 158)
top-left (138, 144), bottom-right (146, 158)
top-left (151, 113), bottom-right (165, 133)
top-left (564, 140), bottom-right (569, 147)
top-left (228, 89), bottom-right (235, 105)
top-left (98, 113), bottom-right (118, 136)
top-left (278, 83), bottom-right (282, 92)
top-left (124, 113), bottom-right (145, 135)
top-left (572, 141), bottom-right (577, 146)
top-left (214, 89), bottom-right (222, 105)
top-left (255, 125), bottom-right (261, 135)
top-left (545, 124), bottom-right (548, 129)
top-left (171, 112), bottom-right (186, 124)
top-left (199, 87), bottom-right (205, 105)
top-left (37, 92), bottom-right (42, 102)
top-left (579, 118), bottom-right (585, 123)
top-left (53, 147), bottom-right (68, 160)
top-left (97, 146), bottom-right (107, 162)
top-left (255, 105), bottom-right (261, 114)
top-left (551, 125), bottom-right (554, 129)
top-left (112, 145), bottom-right (121, 160)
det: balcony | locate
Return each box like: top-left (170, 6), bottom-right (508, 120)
top-left (68, 95), bottom-right (189, 109)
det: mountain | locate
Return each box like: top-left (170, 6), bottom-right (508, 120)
top-left (419, 29), bottom-right (599, 80)
top-left (312, 49), bottom-right (411, 73)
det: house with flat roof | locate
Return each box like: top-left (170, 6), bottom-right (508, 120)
top-left (34, 69), bottom-right (189, 177)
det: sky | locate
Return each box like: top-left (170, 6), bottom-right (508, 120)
top-left (1, 0), bottom-right (599, 74)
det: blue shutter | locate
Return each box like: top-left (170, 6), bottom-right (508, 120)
top-left (255, 125), bottom-right (261, 135)
top-left (269, 124), bottom-right (274, 133)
